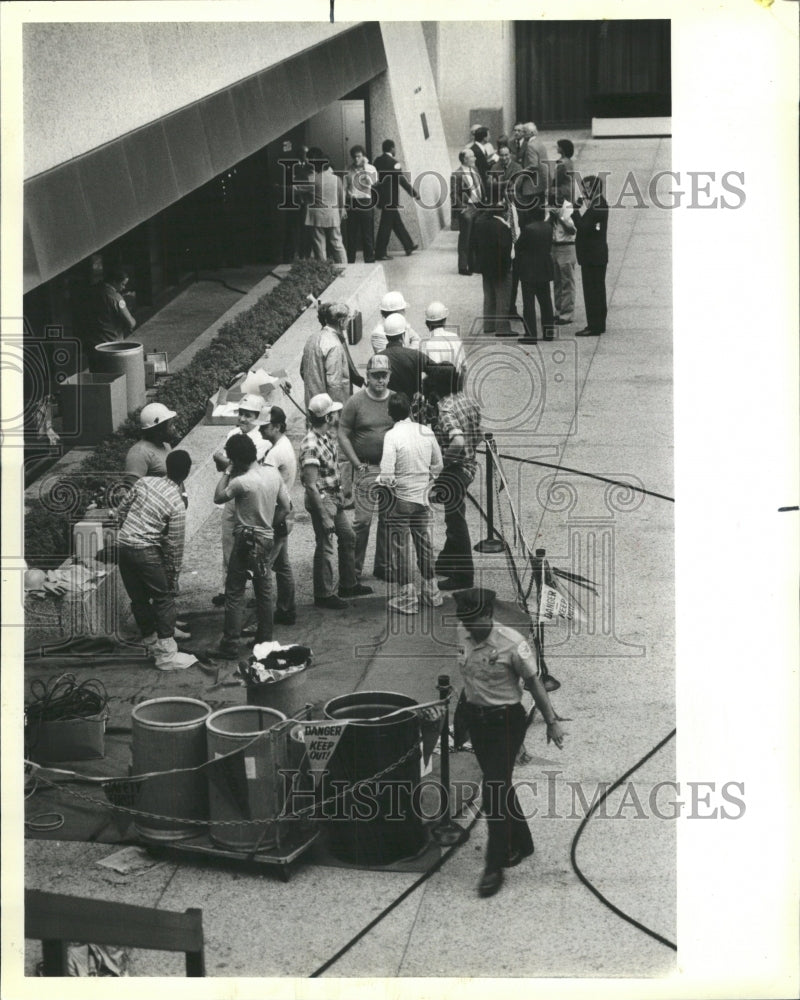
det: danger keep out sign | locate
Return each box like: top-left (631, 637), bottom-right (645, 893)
top-left (301, 722), bottom-right (349, 775)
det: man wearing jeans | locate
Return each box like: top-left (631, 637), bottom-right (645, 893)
top-left (300, 394), bottom-right (373, 609)
top-left (260, 406), bottom-right (298, 626)
top-left (338, 354), bottom-right (395, 583)
top-left (211, 434), bottom-right (290, 657)
top-left (426, 363), bottom-right (483, 590)
top-left (378, 393), bottom-right (443, 616)
top-left (117, 449), bottom-right (196, 671)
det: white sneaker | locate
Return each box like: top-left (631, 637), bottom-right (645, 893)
top-left (388, 584), bottom-right (419, 616)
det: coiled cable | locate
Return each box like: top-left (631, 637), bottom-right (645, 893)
top-left (25, 673), bottom-right (109, 750)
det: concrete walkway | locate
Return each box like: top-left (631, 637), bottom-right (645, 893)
top-left (23, 133), bottom-right (676, 981)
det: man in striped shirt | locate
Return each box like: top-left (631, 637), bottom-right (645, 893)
top-left (116, 449), bottom-right (196, 670)
top-left (426, 363), bottom-right (483, 590)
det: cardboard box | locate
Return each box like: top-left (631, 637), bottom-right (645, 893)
top-left (25, 711), bottom-right (108, 764)
top-left (205, 367), bottom-right (288, 425)
top-left (58, 372), bottom-right (128, 444)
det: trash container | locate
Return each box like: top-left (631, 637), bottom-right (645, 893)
top-left (245, 664), bottom-right (308, 717)
top-left (93, 341), bottom-right (146, 414)
top-left (131, 697), bottom-right (212, 841)
top-left (205, 706), bottom-right (289, 851)
top-left (322, 691), bottom-right (426, 865)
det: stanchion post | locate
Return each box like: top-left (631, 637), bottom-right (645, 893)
top-left (475, 433), bottom-right (505, 554)
top-left (431, 674), bottom-right (469, 846)
top-left (533, 547), bottom-right (560, 692)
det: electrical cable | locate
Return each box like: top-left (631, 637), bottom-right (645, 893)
top-left (195, 267), bottom-right (286, 296)
top-left (476, 447), bottom-right (675, 504)
top-left (193, 276), bottom-right (248, 294)
top-left (309, 803), bottom-right (481, 978)
top-left (570, 728), bottom-right (677, 951)
top-left (24, 674), bottom-right (109, 754)
top-left (464, 448), bottom-right (677, 950)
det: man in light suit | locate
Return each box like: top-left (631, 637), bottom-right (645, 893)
top-left (451, 148), bottom-right (485, 275)
top-left (521, 122), bottom-right (551, 206)
top-left (304, 148), bottom-right (347, 263)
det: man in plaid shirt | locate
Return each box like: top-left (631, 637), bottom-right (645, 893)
top-left (300, 394), bottom-right (371, 609)
top-left (426, 364), bottom-right (483, 590)
top-left (116, 449), bottom-right (196, 670)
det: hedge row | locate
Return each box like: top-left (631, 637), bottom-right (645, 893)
top-left (25, 259), bottom-right (339, 566)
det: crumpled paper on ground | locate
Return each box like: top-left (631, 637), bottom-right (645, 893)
top-left (96, 846), bottom-right (163, 875)
top-left (27, 564), bottom-right (108, 599)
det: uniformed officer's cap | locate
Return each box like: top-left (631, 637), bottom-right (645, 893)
top-left (453, 587), bottom-right (496, 620)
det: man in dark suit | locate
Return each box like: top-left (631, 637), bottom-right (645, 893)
top-left (573, 174), bottom-right (609, 336)
top-left (516, 207), bottom-right (555, 343)
top-left (451, 147), bottom-right (485, 275)
top-left (373, 139), bottom-right (420, 260)
top-left (470, 126), bottom-right (496, 189)
top-left (473, 202), bottom-right (514, 335)
top-left (487, 143), bottom-right (523, 205)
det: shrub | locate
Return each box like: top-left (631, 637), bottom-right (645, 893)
top-left (25, 259), bottom-right (339, 566)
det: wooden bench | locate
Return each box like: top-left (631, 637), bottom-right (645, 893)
top-left (25, 889), bottom-right (205, 976)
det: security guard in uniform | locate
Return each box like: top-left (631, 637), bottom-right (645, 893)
top-left (454, 587), bottom-right (566, 898)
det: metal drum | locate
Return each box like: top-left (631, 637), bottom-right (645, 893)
top-left (131, 697), bottom-right (211, 841)
top-left (322, 691), bottom-right (426, 865)
top-left (93, 341), bottom-right (146, 413)
top-left (205, 706), bottom-right (288, 851)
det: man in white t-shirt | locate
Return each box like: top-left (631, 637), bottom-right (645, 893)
top-left (211, 393), bottom-right (268, 606)
top-left (259, 406), bottom-right (297, 625)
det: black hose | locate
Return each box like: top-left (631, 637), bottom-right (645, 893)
top-left (570, 729), bottom-right (678, 951)
top-left (309, 807), bottom-right (481, 977)
top-left (477, 447), bottom-right (674, 504)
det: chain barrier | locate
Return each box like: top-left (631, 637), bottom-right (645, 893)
top-left (29, 740), bottom-right (425, 829)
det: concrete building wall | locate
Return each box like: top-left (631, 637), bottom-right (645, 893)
top-left (23, 21), bottom-right (351, 178)
top-left (371, 23), bottom-right (453, 248)
top-left (433, 21), bottom-right (516, 150)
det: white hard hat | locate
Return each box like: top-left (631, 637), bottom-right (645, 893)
top-left (238, 394), bottom-right (265, 415)
top-left (425, 301), bottom-right (449, 323)
top-left (383, 313), bottom-right (407, 338)
top-left (140, 402), bottom-right (177, 429)
top-left (380, 291), bottom-right (407, 313)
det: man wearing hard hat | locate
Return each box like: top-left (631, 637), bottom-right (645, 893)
top-left (370, 290), bottom-right (421, 353)
top-left (377, 313), bottom-right (432, 405)
top-left (419, 301), bottom-right (467, 382)
top-left (210, 394), bottom-right (269, 607)
top-left (125, 402), bottom-right (177, 479)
